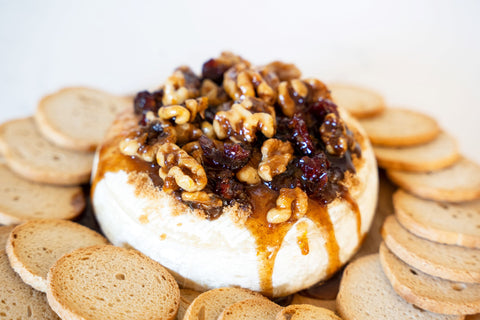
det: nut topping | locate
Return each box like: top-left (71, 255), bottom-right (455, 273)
top-left (181, 191), bottom-right (222, 207)
top-left (319, 113), bottom-right (348, 157)
top-left (278, 80), bottom-right (309, 117)
top-left (158, 105), bottom-right (191, 125)
top-left (156, 143), bottom-right (207, 192)
top-left (262, 61), bottom-right (301, 82)
top-left (258, 139), bottom-right (294, 181)
top-left (163, 66), bottom-right (201, 105)
top-left (266, 187), bottom-right (308, 224)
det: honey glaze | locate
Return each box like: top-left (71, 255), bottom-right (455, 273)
top-left (246, 185), bottom-right (343, 297)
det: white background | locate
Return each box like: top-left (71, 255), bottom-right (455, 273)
top-left (0, 0), bottom-right (479, 162)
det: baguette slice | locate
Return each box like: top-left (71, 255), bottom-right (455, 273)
top-left (6, 219), bottom-right (108, 292)
top-left (382, 215), bottom-right (480, 283)
top-left (35, 87), bottom-right (132, 152)
top-left (358, 108), bottom-right (440, 147)
top-left (380, 242), bottom-right (480, 315)
top-left (218, 298), bottom-right (282, 320)
top-left (0, 118), bottom-right (94, 185)
top-left (183, 287), bottom-right (267, 320)
top-left (0, 249), bottom-right (60, 319)
top-left (290, 294), bottom-right (336, 312)
top-left (0, 163), bottom-right (85, 225)
top-left (394, 189), bottom-right (480, 248)
top-left (275, 304), bottom-right (341, 320)
top-left (374, 131), bottom-right (460, 172)
top-left (337, 253), bottom-right (462, 320)
top-left (328, 83), bottom-right (386, 118)
top-left (177, 289), bottom-right (202, 320)
top-left (47, 245), bottom-right (180, 320)
top-left (387, 158), bottom-right (480, 202)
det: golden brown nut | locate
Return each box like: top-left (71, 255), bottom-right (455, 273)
top-left (320, 113), bottom-right (348, 157)
top-left (158, 105), bottom-right (191, 125)
top-left (185, 97), bottom-right (208, 121)
top-left (258, 139), bottom-right (294, 181)
top-left (262, 61), bottom-right (301, 81)
top-left (163, 66), bottom-right (201, 105)
top-left (181, 191), bottom-right (222, 207)
top-left (200, 79), bottom-right (229, 106)
top-left (266, 187), bottom-right (308, 224)
top-left (277, 80), bottom-right (309, 117)
top-left (156, 143), bottom-right (207, 192)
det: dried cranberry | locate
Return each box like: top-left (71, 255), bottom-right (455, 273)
top-left (202, 58), bottom-right (229, 85)
top-left (289, 113), bottom-right (316, 156)
top-left (298, 154), bottom-right (329, 189)
top-left (208, 169), bottom-right (245, 201)
top-left (199, 136), bottom-right (251, 171)
top-left (134, 90), bottom-right (164, 125)
top-left (308, 99), bottom-right (338, 122)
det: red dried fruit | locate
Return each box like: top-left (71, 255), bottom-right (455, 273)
top-left (308, 99), bottom-right (338, 122)
top-left (298, 154), bottom-right (329, 190)
top-left (199, 136), bottom-right (251, 171)
top-left (202, 58), bottom-right (230, 85)
top-left (289, 113), bottom-right (316, 156)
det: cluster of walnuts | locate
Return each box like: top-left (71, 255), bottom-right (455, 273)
top-left (120, 52), bottom-right (359, 222)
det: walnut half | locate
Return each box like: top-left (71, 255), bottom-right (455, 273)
top-left (266, 187), bottom-right (308, 224)
top-left (156, 143), bottom-right (207, 192)
top-left (258, 139), bottom-right (293, 181)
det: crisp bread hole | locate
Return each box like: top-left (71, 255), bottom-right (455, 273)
top-left (477, 225), bottom-right (480, 229)
top-left (409, 269), bottom-right (418, 276)
top-left (53, 155), bottom-right (60, 161)
top-left (115, 273), bottom-right (125, 280)
top-left (12, 196), bottom-right (19, 201)
top-left (27, 306), bottom-right (32, 317)
top-left (438, 203), bottom-right (449, 209)
top-left (452, 283), bottom-right (466, 291)
top-left (452, 214), bottom-right (458, 219)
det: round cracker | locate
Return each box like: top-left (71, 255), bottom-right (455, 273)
top-left (382, 215), bottom-right (480, 283)
top-left (374, 131), bottom-right (460, 172)
top-left (359, 108), bottom-right (440, 147)
top-left (379, 242), bottom-right (480, 315)
top-left (394, 189), bottom-right (480, 248)
top-left (47, 245), bottom-right (180, 320)
top-left (0, 117), bottom-right (94, 185)
top-left (387, 158), bottom-right (480, 202)
top-left (6, 219), bottom-right (108, 292)
top-left (35, 87), bottom-right (132, 152)
top-left (328, 83), bottom-right (386, 118)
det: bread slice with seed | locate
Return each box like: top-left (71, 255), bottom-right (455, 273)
top-left (379, 242), bottom-right (480, 315)
top-left (47, 245), bottom-right (180, 320)
top-left (0, 249), bottom-right (60, 319)
top-left (387, 158), bottom-right (480, 202)
top-left (336, 253), bottom-right (462, 319)
top-left (374, 131), bottom-right (460, 172)
top-left (394, 189), bottom-right (480, 248)
top-left (0, 163), bottom-right (85, 225)
top-left (0, 118), bottom-right (94, 185)
top-left (183, 287), bottom-right (267, 320)
top-left (275, 304), bottom-right (341, 319)
top-left (382, 215), bottom-right (480, 283)
top-left (358, 108), bottom-right (440, 147)
top-left (328, 83), bottom-right (386, 118)
top-left (35, 87), bottom-right (132, 152)
top-left (218, 298), bottom-right (282, 320)
top-left (6, 219), bottom-right (108, 292)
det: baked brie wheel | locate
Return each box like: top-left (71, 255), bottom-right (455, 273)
top-left (92, 53), bottom-right (378, 297)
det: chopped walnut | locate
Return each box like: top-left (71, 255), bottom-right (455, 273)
top-left (201, 121), bottom-right (216, 139)
top-left (213, 103), bottom-right (275, 142)
top-left (236, 166), bottom-right (261, 185)
top-left (200, 79), bottom-right (229, 106)
top-left (158, 105), bottom-right (191, 125)
top-left (223, 64), bottom-right (277, 105)
top-left (163, 66), bottom-right (200, 105)
top-left (182, 141), bottom-right (203, 163)
top-left (185, 97), bottom-right (208, 121)
top-left (319, 113), bottom-right (348, 157)
top-left (262, 61), bottom-right (301, 81)
top-left (156, 143), bottom-right (207, 192)
top-left (119, 122), bottom-right (176, 162)
top-left (258, 139), bottom-right (294, 181)
top-left (181, 191), bottom-right (222, 207)
top-left (277, 80), bottom-right (309, 117)
top-left (303, 78), bottom-right (331, 102)
top-left (266, 187), bottom-right (308, 224)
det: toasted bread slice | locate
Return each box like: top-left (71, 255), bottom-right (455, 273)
top-left (0, 249), bottom-right (60, 319)
top-left (47, 245), bottom-right (180, 320)
top-left (359, 108), bottom-right (440, 147)
top-left (328, 83), bottom-right (386, 118)
top-left (387, 158), bottom-right (480, 202)
top-left (0, 163), bottom-right (85, 225)
top-left (275, 304), bottom-right (341, 319)
top-left (218, 298), bottom-right (282, 320)
top-left (177, 289), bottom-right (202, 320)
top-left (374, 131), bottom-right (460, 172)
top-left (337, 253), bottom-right (462, 319)
top-left (183, 287), bottom-right (267, 320)
top-left (394, 189), bottom-right (480, 248)
top-left (6, 219), bottom-right (108, 292)
top-left (0, 225), bottom-right (15, 248)
top-left (35, 87), bottom-right (132, 152)
top-left (380, 242), bottom-right (480, 315)
top-left (382, 215), bottom-right (480, 283)
top-left (0, 118), bottom-right (94, 185)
